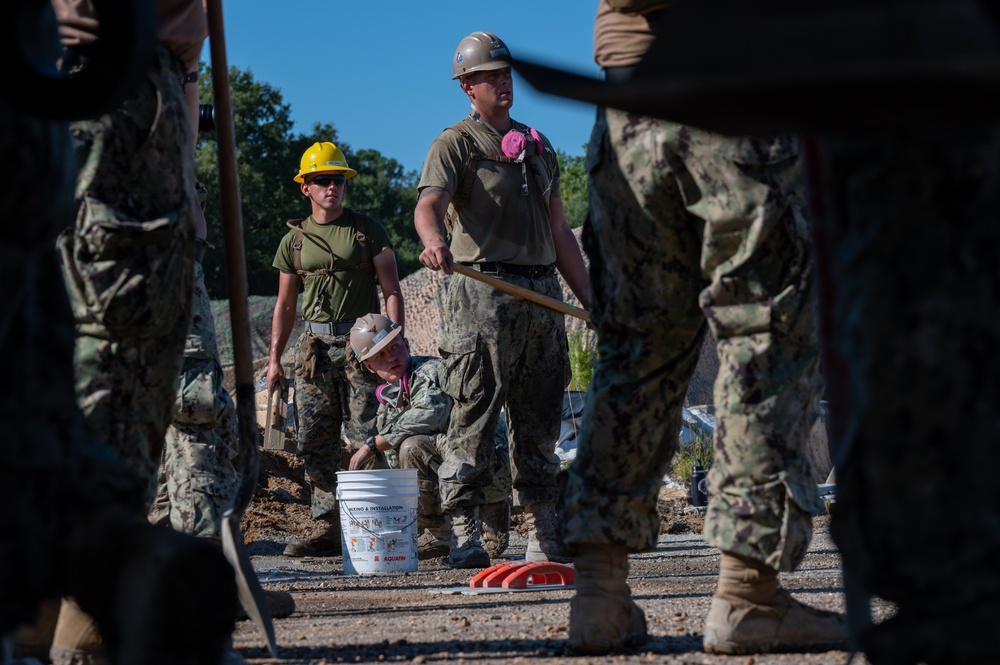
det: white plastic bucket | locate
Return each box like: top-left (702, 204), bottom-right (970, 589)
top-left (335, 468), bottom-right (419, 575)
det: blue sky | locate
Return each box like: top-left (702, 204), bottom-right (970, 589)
top-left (204, 2), bottom-right (602, 176)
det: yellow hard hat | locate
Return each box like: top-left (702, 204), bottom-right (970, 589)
top-left (294, 142), bottom-right (358, 183)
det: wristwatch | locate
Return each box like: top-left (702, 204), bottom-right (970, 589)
top-left (365, 436), bottom-right (378, 455)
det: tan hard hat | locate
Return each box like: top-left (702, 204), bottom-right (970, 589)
top-left (452, 31), bottom-right (512, 80)
top-left (350, 313), bottom-right (402, 362)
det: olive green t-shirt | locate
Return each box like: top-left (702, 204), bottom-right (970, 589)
top-left (417, 115), bottom-right (560, 265)
top-left (272, 210), bottom-right (392, 322)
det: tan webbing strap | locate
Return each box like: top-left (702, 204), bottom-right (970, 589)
top-left (285, 215), bottom-right (378, 305)
top-left (351, 210), bottom-right (377, 284)
top-left (443, 123), bottom-right (520, 233)
top-left (286, 218), bottom-right (336, 316)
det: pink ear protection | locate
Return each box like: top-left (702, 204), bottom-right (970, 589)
top-left (376, 372), bottom-right (410, 407)
top-left (501, 127), bottom-right (545, 160)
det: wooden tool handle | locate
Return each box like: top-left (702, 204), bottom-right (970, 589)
top-left (451, 263), bottom-right (591, 323)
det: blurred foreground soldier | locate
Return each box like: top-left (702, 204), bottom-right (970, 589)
top-left (347, 314), bottom-right (513, 560)
top-left (414, 31), bottom-right (590, 569)
top-left (555, 0), bottom-right (844, 655)
top-left (511, 0), bottom-right (1000, 661)
top-left (812, 130), bottom-right (1000, 663)
top-left (268, 142), bottom-right (404, 559)
top-left (46, 0), bottom-right (245, 661)
top-left (0, 4), bottom-right (237, 663)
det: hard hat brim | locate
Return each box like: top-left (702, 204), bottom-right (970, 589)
top-left (293, 166), bottom-right (359, 184)
top-left (358, 325), bottom-right (403, 363)
top-left (452, 60), bottom-right (512, 81)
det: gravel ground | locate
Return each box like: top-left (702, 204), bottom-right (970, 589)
top-left (231, 515), bottom-right (891, 665)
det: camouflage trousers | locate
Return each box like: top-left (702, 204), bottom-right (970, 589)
top-left (560, 107), bottom-right (824, 570)
top-left (55, 44), bottom-right (197, 502)
top-left (293, 331), bottom-right (379, 519)
top-left (149, 262), bottom-right (240, 540)
top-left (396, 418), bottom-right (513, 528)
top-left (437, 272), bottom-right (570, 511)
top-left (814, 129), bottom-right (1000, 663)
top-left (0, 102), bottom-right (145, 633)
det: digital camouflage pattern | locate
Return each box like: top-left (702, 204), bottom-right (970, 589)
top-left (437, 273), bottom-right (569, 511)
top-left (560, 107), bottom-right (824, 571)
top-left (294, 331), bottom-right (380, 519)
top-left (817, 129), bottom-right (1000, 663)
top-left (374, 356), bottom-right (451, 450)
top-left (56, 45), bottom-right (197, 501)
top-left (384, 356), bottom-right (513, 523)
top-left (149, 262), bottom-right (240, 540)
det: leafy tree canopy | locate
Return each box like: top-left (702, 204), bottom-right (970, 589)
top-left (195, 63), bottom-right (586, 300)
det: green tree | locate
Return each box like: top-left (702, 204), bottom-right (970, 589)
top-left (196, 64), bottom-right (305, 298)
top-left (194, 68), bottom-right (425, 299)
top-left (194, 63), bottom-right (585, 298)
top-left (341, 148), bottom-right (422, 279)
top-left (558, 149), bottom-right (588, 228)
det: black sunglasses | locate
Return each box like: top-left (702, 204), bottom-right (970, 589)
top-left (309, 174), bottom-right (347, 187)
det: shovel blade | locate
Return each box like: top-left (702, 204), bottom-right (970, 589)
top-left (221, 509), bottom-right (277, 658)
top-left (263, 386), bottom-right (287, 451)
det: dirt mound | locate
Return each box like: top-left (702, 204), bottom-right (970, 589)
top-left (240, 425), bottom-right (707, 545)
top-left (241, 434), bottom-right (312, 544)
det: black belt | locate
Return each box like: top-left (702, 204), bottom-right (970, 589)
top-left (461, 262), bottom-right (554, 279)
top-left (304, 321), bottom-right (354, 335)
top-left (603, 66), bottom-right (636, 85)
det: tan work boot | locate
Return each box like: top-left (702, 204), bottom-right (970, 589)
top-left (703, 551), bottom-right (847, 654)
top-left (569, 544), bottom-right (648, 655)
top-left (417, 516), bottom-right (452, 560)
top-left (48, 599), bottom-right (104, 665)
top-left (448, 505), bottom-right (490, 569)
top-left (283, 513), bottom-right (342, 558)
top-left (480, 499), bottom-right (510, 558)
top-left (523, 502), bottom-right (570, 563)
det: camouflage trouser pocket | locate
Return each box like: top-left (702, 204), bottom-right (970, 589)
top-left (295, 333), bottom-right (321, 380)
top-left (438, 331), bottom-right (485, 403)
top-left (173, 352), bottom-right (222, 426)
top-left (70, 195), bottom-right (190, 337)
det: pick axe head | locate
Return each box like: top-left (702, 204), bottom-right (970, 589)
top-left (221, 509), bottom-right (278, 658)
